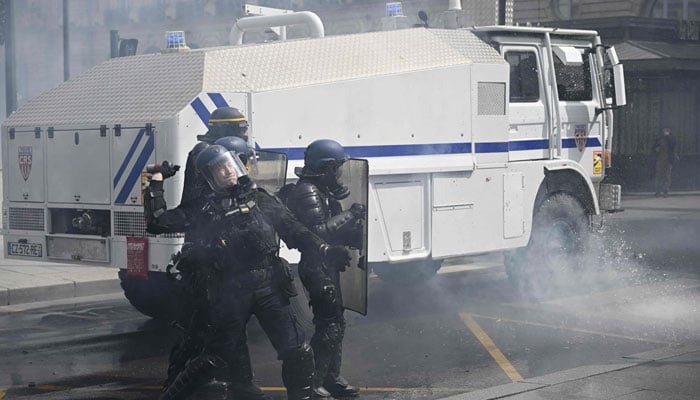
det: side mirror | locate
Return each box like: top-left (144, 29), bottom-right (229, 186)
top-left (603, 46), bottom-right (626, 108)
top-left (611, 63), bottom-right (626, 106)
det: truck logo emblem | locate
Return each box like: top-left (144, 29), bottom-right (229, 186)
top-left (574, 126), bottom-right (587, 152)
top-left (18, 146), bottom-right (33, 181)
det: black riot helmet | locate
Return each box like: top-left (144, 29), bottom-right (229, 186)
top-left (298, 139), bottom-right (350, 199)
top-left (195, 145), bottom-right (249, 193)
top-left (215, 136), bottom-right (253, 166)
top-left (197, 106), bottom-right (249, 143)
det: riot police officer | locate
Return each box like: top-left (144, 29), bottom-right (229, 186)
top-left (181, 106), bottom-right (249, 206)
top-left (215, 136), bottom-right (253, 167)
top-left (285, 139), bottom-right (364, 398)
top-left (146, 145), bottom-right (351, 400)
top-left (164, 107), bottom-right (262, 399)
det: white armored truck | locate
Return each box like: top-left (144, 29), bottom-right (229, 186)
top-left (2, 21), bottom-right (625, 318)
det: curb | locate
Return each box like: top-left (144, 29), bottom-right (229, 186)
top-left (440, 343), bottom-right (700, 400)
top-left (0, 275), bottom-right (121, 306)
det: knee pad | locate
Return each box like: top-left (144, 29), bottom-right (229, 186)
top-left (320, 321), bottom-right (345, 347)
top-left (282, 343), bottom-right (314, 389)
top-left (282, 342), bottom-right (313, 364)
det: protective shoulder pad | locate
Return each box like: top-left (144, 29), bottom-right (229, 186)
top-left (288, 181), bottom-right (326, 227)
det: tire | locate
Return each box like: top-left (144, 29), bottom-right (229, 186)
top-left (288, 264), bottom-right (315, 334)
top-left (118, 269), bottom-right (181, 320)
top-left (505, 193), bottom-right (589, 296)
top-left (373, 260), bottom-right (441, 286)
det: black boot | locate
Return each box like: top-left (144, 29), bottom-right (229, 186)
top-left (312, 385), bottom-right (331, 399)
top-left (323, 376), bottom-right (359, 398)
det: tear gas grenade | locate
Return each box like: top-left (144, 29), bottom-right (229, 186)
top-left (147, 161), bottom-right (181, 179)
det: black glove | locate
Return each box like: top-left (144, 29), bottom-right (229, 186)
top-left (347, 222), bottom-right (364, 251)
top-left (160, 161), bottom-right (180, 179)
top-left (349, 203), bottom-right (366, 219)
top-left (323, 244), bottom-right (352, 271)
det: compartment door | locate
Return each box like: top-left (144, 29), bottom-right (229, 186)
top-left (6, 128), bottom-right (45, 202)
top-left (431, 171), bottom-right (475, 257)
top-left (503, 46), bottom-right (549, 161)
top-left (374, 175), bottom-right (429, 260)
top-left (47, 128), bottom-right (111, 204)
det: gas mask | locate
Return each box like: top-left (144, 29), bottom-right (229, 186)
top-left (320, 161), bottom-right (350, 200)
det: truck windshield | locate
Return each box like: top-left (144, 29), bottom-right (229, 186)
top-left (553, 51), bottom-right (592, 101)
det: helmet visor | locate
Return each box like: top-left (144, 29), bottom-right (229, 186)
top-left (201, 151), bottom-right (249, 192)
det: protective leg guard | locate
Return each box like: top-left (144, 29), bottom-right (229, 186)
top-left (159, 352), bottom-right (225, 400)
top-left (226, 343), bottom-right (268, 400)
top-left (165, 336), bottom-right (202, 389)
top-left (310, 321), bottom-right (343, 389)
top-left (320, 320), bottom-right (357, 397)
top-left (282, 343), bottom-right (315, 400)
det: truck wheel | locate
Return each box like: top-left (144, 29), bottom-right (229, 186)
top-left (118, 269), bottom-right (179, 320)
top-left (289, 264), bottom-right (315, 334)
top-left (505, 193), bottom-right (589, 294)
top-left (373, 260), bottom-right (441, 286)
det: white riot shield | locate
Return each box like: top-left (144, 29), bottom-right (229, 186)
top-left (248, 150), bottom-right (288, 193)
top-left (337, 158), bottom-right (369, 315)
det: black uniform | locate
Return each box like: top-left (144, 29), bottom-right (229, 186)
top-left (158, 142), bottom-right (261, 399)
top-left (162, 106), bottom-right (256, 398)
top-left (286, 177), bottom-right (363, 396)
top-left (146, 178), bottom-right (327, 400)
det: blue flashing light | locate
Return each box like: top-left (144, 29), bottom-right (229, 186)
top-left (386, 2), bottom-right (403, 17)
top-left (166, 31), bottom-right (187, 49)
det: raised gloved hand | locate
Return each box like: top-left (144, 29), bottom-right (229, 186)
top-left (322, 244), bottom-right (352, 271)
top-left (349, 203), bottom-right (366, 219)
top-left (159, 161), bottom-right (180, 179)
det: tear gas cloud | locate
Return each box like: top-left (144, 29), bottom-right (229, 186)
top-left (362, 197), bottom-right (700, 352)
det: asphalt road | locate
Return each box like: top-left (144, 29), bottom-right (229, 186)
top-left (0, 193), bottom-right (698, 399)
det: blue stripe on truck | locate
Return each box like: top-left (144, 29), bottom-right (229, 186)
top-left (115, 133), bottom-right (155, 204)
top-left (208, 93), bottom-right (229, 109)
top-left (113, 128), bottom-right (145, 188)
top-left (259, 138), bottom-right (601, 159)
top-left (190, 98), bottom-right (211, 128)
top-left (262, 142), bottom-right (473, 160)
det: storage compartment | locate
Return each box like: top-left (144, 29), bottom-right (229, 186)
top-left (46, 128), bottom-right (111, 204)
top-left (49, 208), bottom-right (111, 236)
top-left (46, 235), bottom-right (110, 263)
top-left (374, 177), bottom-right (428, 256)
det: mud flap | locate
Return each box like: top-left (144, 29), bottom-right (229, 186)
top-left (337, 158), bottom-right (369, 315)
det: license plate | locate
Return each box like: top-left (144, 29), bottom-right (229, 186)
top-left (8, 242), bottom-right (43, 257)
